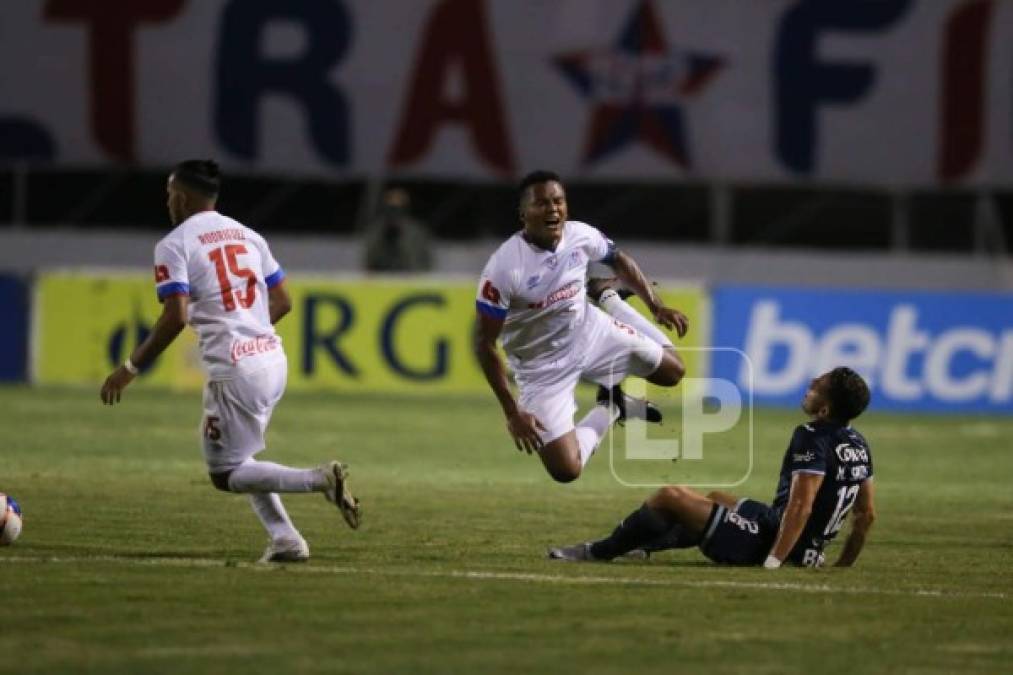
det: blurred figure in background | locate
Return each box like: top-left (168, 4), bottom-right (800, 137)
top-left (363, 187), bottom-right (434, 272)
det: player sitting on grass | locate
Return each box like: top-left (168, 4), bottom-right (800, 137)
top-left (475, 170), bottom-right (690, 483)
top-left (550, 367), bottom-right (875, 568)
top-left (100, 159), bottom-right (360, 564)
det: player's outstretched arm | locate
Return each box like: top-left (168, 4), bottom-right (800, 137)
top-left (268, 281), bottom-right (292, 324)
top-left (609, 251), bottom-right (688, 338)
top-left (473, 312), bottom-right (545, 454)
top-left (765, 472), bottom-right (823, 568)
top-left (100, 294), bottom-right (188, 405)
top-left (834, 480), bottom-right (876, 567)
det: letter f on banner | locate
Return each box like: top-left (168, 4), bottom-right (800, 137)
top-left (774, 0), bottom-right (911, 173)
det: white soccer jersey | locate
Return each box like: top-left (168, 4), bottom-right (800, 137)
top-left (476, 220), bottom-right (616, 371)
top-left (153, 211), bottom-right (286, 380)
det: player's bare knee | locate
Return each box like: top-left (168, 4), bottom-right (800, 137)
top-left (649, 353), bottom-right (685, 388)
top-left (647, 485), bottom-right (684, 508)
top-left (548, 463), bottom-right (581, 484)
top-left (645, 487), bottom-right (672, 509)
top-left (665, 353), bottom-right (687, 385)
top-left (706, 490), bottom-right (737, 508)
top-left (671, 353), bottom-right (686, 380)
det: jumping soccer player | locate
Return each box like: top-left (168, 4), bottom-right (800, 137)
top-left (549, 367), bottom-right (875, 568)
top-left (474, 170), bottom-right (689, 483)
top-left (100, 159), bottom-right (360, 563)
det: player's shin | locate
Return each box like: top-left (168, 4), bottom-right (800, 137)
top-left (589, 504), bottom-right (672, 560)
top-left (248, 493), bottom-right (302, 544)
top-left (639, 523), bottom-right (701, 553)
top-left (598, 290), bottom-right (673, 349)
top-left (227, 459), bottom-right (329, 493)
top-left (575, 405), bottom-right (620, 468)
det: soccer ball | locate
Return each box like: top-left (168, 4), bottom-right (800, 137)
top-left (0, 493), bottom-right (22, 546)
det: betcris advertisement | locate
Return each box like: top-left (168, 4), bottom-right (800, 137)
top-left (711, 286), bottom-right (1013, 414)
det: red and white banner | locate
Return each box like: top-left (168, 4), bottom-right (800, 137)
top-left (2, 0), bottom-right (1011, 186)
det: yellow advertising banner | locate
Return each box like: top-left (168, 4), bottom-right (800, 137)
top-left (33, 271), bottom-right (707, 393)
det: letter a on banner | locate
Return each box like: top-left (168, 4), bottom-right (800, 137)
top-left (387, 0), bottom-right (515, 175)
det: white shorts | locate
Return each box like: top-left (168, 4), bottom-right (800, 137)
top-left (201, 361), bottom-right (287, 473)
top-left (515, 311), bottom-right (664, 444)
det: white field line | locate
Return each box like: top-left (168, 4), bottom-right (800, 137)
top-left (0, 554), bottom-right (1007, 601)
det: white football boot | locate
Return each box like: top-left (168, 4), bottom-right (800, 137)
top-left (259, 537), bottom-right (310, 564)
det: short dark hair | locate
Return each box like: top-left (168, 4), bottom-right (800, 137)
top-left (518, 170), bottom-right (562, 204)
top-left (172, 159), bottom-right (221, 198)
top-left (826, 367), bottom-right (870, 422)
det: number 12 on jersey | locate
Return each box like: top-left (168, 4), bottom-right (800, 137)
top-left (209, 244), bottom-right (257, 311)
top-left (824, 484), bottom-right (860, 536)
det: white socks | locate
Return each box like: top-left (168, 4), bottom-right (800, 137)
top-left (248, 493), bottom-right (303, 544)
top-left (599, 290), bottom-right (673, 349)
top-left (226, 460), bottom-right (331, 552)
top-left (575, 404), bottom-right (620, 467)
top-left (227, 459), bottom-right (329, 493)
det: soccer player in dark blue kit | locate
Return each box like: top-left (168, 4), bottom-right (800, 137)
top-left (549, 367), bottom-right (876, 568)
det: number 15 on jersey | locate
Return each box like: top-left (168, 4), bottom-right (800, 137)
top-left (209, 244), bottom-right (257, 312)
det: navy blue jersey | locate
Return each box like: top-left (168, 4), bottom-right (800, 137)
top-left (771, 420), bottom-right (873, 558)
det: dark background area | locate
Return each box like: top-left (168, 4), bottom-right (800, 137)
top-left (2, 167), bottom-right (1010, 253)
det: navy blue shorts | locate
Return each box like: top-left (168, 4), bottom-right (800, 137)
top-left (699, 500), bottom-right (778, 565)
top-left (735, 498), bottom-right (782, 529)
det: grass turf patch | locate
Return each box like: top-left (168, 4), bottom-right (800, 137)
top-left (1, 386), bottom-right (1011, 674)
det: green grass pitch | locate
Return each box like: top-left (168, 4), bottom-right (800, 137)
top-left (1, 386), bottom-right (1011, 674)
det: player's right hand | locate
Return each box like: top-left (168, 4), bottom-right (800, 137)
top-left (506, 410), bottom-right (546, 454)
top-left (654, 306), bottom-right (689, 338)
top-left (100, 366), bottom-right (136, 405)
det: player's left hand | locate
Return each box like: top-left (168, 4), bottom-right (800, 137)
top-left (100, 367), bottom-right (136, 405)
top-left (653, 306), bottom-right (689, 338)
top-left (506, 410), bottom-right (547, 454)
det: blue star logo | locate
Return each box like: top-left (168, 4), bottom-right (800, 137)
top-left (554, 0), bottom-right (724, 167)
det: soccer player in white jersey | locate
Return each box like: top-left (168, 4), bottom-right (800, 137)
top-left (475, 170), bottom-right (689, 483)
top-left (100, 159), bottom-right (360, 563)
